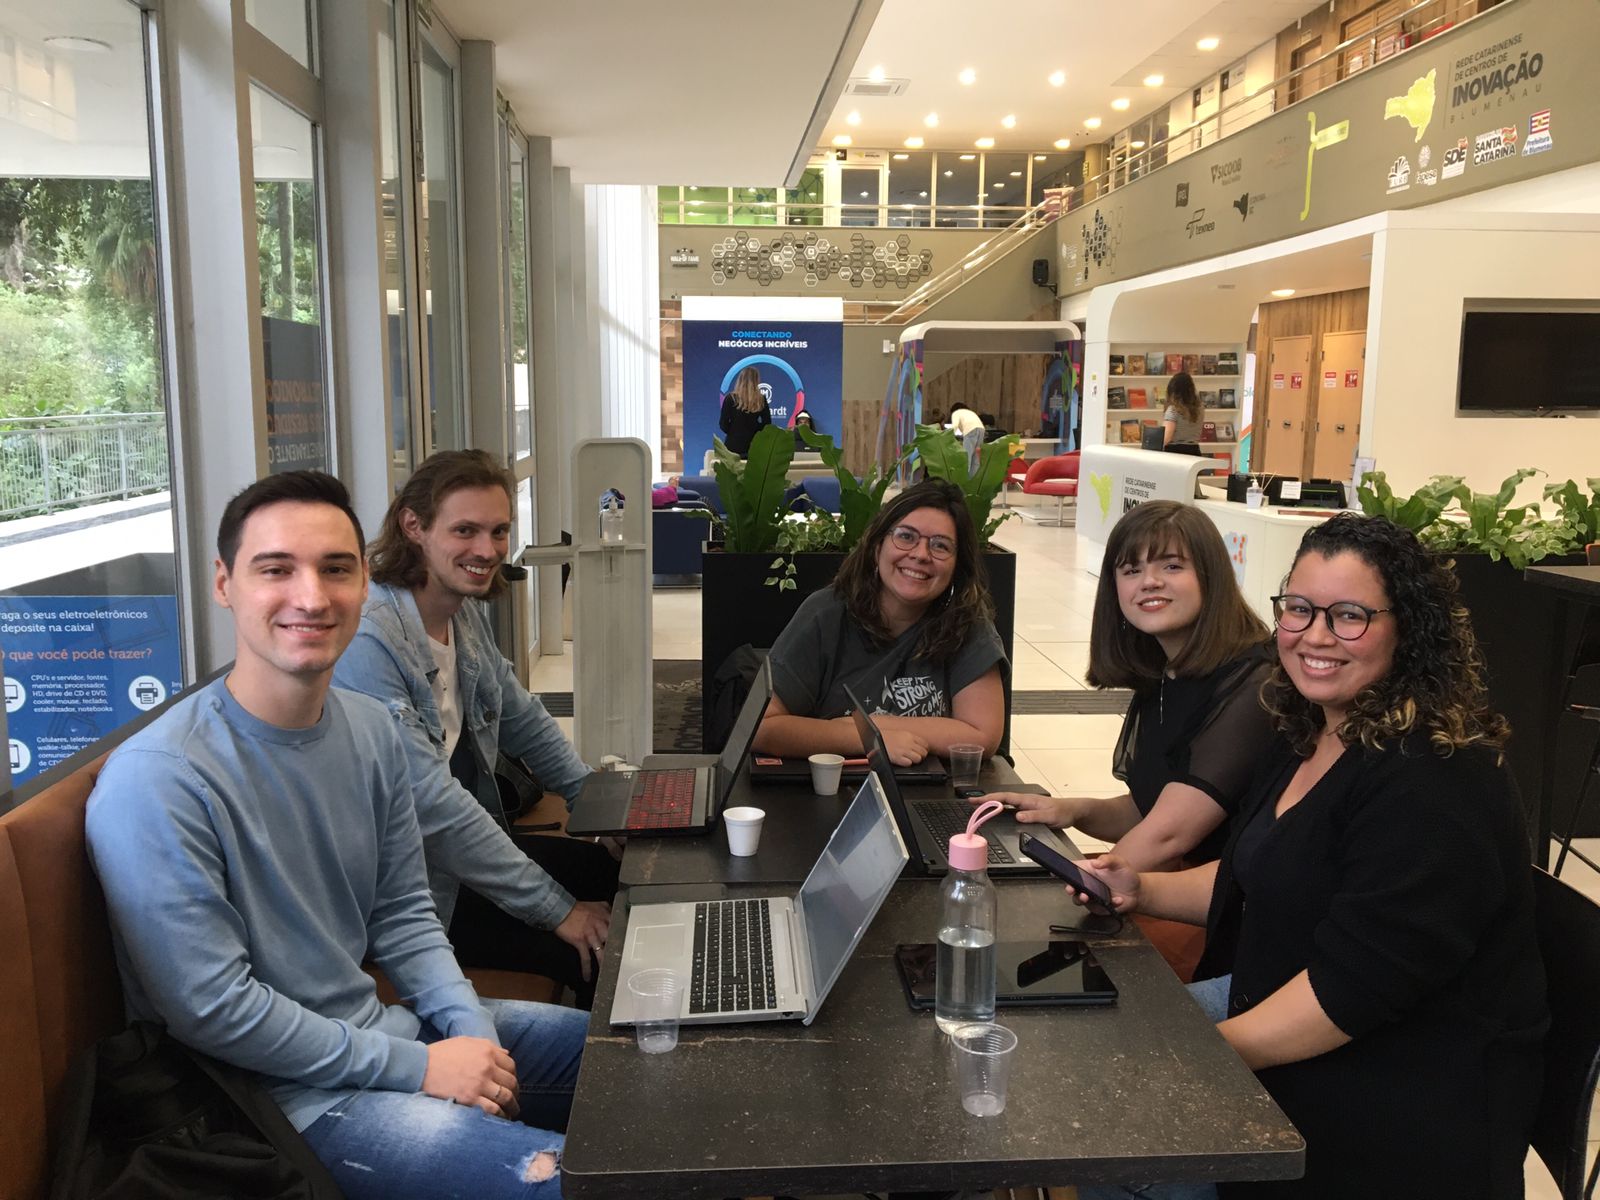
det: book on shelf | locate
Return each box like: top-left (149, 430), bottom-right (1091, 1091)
top-left (1182, 353), bottom-right (1201, 374)
top-left (1145, 350), bottom-right (1164, 373)
top-left (1125, 352), bottom-right (1145, 375)
top-left (1218, 351), bottom-right (1239, 373)
top-left (1201, 420), bottom-right (1217, 442)
top-left (1109, 354), bottom-right (1125, 375)
top-left (1200, 354), bottom-right (1218, 375)
top-left (1107, 386), bottom-right (1127, 409)
top-left (1119, 419), bottom-right (1144, 444)
top-left (1128, 387), bottom-right (1148, 408)
top-left (1199, 390), bottom-right (1218, 407)
top-left (1165, 352), bottom-right (1185, 375)
top-left (1220, 420), bottom-right (1236, 439)
top-left (1219, 387), bottom-right (1236, 406)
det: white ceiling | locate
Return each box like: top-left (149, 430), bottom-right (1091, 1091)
top-left (434, 0), bottom-right (877, 187)
top-left (825, 0), bottom-right (1321, 152)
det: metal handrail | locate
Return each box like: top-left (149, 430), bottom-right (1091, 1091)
top-left (0, 413), bottom-right (170, 519)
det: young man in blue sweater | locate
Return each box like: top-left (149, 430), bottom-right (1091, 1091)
top-left (86, 471), bottom-right (584, 1198)
top-left (332, 450), bottom-right (617, 1006)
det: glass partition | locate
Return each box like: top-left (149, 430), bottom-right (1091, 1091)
top-left (418, 34), bottom-right (466, 451)
top-left (378, 0), bottom-right (413, 481)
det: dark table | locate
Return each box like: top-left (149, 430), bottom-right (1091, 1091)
top-left (1525, 565), bottom-right (1600, 862)
top-left (562, 879), bottom-right (1305, 1198)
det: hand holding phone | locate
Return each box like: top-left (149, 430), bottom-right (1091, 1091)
top-left (1018, 833), bottom-right (1123, 912)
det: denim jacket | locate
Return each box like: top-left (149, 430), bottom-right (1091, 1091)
top-left (333, 582), bottom-right (592, 930)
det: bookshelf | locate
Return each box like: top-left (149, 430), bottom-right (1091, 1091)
top-left (1106, 342), bottom-right (1245, 471)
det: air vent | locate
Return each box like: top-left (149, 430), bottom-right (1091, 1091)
top-left (845, 77), bottom-right (910, 97)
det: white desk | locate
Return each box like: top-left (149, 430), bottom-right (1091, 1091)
top-left (1194, 500), bottom-right (1340, 624)
top-left (1076, 445), bottom-right (1213, 572)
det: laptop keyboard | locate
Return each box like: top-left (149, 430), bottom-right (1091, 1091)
top-left (689, 899), bottom-right (777, 1014)
top-left (624, 769), bottom-right (698, 831)
top-left (915, 800), bottom-right (1017, 865)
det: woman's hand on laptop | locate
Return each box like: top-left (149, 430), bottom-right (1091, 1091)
top-left (977, 790), bottom-right (1082, 829)
top-left (554, 899), bottom-right (612, 982)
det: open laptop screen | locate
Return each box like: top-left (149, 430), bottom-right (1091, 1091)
top-left (716, 658), bottom-right (773, 791)
top-left (795, 774), bottom-right (908, 1019)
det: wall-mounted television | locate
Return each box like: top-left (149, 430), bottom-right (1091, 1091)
top-left (1457, 308), bottom-right (1600, 414)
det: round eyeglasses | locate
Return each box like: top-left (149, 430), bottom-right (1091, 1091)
top-left (888, 524), bottom-right (956, 560)
top-left (1271, 594), bottom-right (1392, 640)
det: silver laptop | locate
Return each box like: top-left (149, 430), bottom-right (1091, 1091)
top-left (609, 774), bottom-right (909, 1028)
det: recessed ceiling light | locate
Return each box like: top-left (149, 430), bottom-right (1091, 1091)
top-left (868, 64), bottom-right (886, 82)
top-left (860, 191), bottom-right (870, 198)
top-left (924, 112), bottom-right (940, 128)
top-left (688, 186), bottom-right (698, 191)
top-left (43, 35), bottom-right (111, 52)
top-left (893, 152), bottom-right (909, 160)
top-left (1111, 97), bottom-right (1131, 111)
top-left (919, 190), bottom-right (928, 198)
top-left (994, 182), bottom-right (1005, 189)
top-left (1084, 117), bottom-right (1102, 130)
top-left (1048, 69), bottom-right (1066, 87)
top-left (959, 153), bottom-right (976, 161)
top-left (975, 137), bottom-right (995, 149)
top-left (1053, 138), bottom-right (1071, 150)
top-left (1034, 154), bottom-right (1047, 162)
top-left (1008, 170), bottom-right (1022, 177)
top-left (958, 67), bottom-right (977, 85)
top-left (904, 136), bottom-right (925, 149)
top-left (832, 134), bottom-right (852, 147)
top-left (1271, 288), bottom-right (1296, 298)
top-left (944, 169), bottom-right (954, 177)
top-left (1131, 139), bottom-right (1146, 149)
top-left (1143, 74), bottom-right (1164, 88)
top-left (1000, 114), bottom-right (1017, 129)
top-left (1196, 36), bottom-right (1220, 52)
top-left (845, 110), bottom-right (861, 126)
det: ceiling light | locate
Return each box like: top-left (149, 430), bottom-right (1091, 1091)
top-left (1034, 154), bottom-right (1047, 161)
top-left (1143, 74), bottom-right (1164, 88)
top-left (958, 67), bottom-right (977, 85)
top-left (832, 134), bottom-right (852, 147)
top-left (868, 64), bottom-right (886, 82)
top-left (893, 152), bottom-right (909, 160)
top-left (919, 190), bottom-right (928, 198)
top-left (1053, 138), bottom-right (1071, 150)
top-left (903, 136), bottom-right (924, 149)
top-left (1009, 170), bottom-right (1022, 177)
top-left (1131, 140), bottom-right (1146, 148)
top-left (975, 137), bottom-right (995, 149)
top-left (1048, 69), bottom-right (1066, 87)
top-left (944, 170), bottom-right (953, 177)
top-left (845, 110), bottom-right (861, 126)
top-left (994, 182), bottom-right (1005, 189)
top-left (1111, 97), bottom-right (1131, 111)
top-left (924, 112), bottom-right (940, 128)
top-left (43, 35), bottom-right (111, 52)
top-left (1084, 117), bottom-right (1102, 130)
top-left (1196, 36), bottom-right (1220, 52)
top-left (1001, 114), bottom-right (1017, 129)
top-left (959, 153), bottom-right (976, 161)
top-left (1271, 288), bottom-right (1296, 298)
top-left (860, 191), bottom-right (870, 197)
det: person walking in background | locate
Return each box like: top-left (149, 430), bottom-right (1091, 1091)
top-left (718, 365), bottom-right (772, 456)
top-left (947, 404), bottom-right (984, 438)
top-left (1162, 372), bottom-right (1204, 453)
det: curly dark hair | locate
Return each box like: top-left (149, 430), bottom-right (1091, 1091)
top-left (1262, 513), bottom-right (1508, 756)
top-left (831, 479), bottom-right (993, 662)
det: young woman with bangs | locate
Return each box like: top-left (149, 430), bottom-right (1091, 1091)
top-left (986, 501), bottom-right (1277, 874)
top-left (754, 479), bottom-right (1008, 766)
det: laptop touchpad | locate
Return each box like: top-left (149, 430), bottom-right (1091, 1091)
top-left (628, 920), bottom-right (686, 962)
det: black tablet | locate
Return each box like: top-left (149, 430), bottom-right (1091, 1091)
top-left (894, 940), bottom-right (1118, 1010)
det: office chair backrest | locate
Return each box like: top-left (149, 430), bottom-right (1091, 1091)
top-left (1531, 867), bottom-right (1600, 1199)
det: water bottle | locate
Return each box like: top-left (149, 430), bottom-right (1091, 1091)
top-left (936, 799), bottom-right (1003, 1033)
top-left (599, 491), bottom-right (624, 543)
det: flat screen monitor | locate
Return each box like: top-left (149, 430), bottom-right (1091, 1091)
top-left (1139, 424), bottom-right (1166, 451)
top-left (1457, 309), bottom-right (1600, 413)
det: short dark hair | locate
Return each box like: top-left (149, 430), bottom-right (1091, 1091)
top-left (831, 478), bottom-right (992, 663)
top-left (216, 471), bottom-right (365, 570)
top-left (1262, 513), bottom-right (1509, 756)
top-left (368, 450), bottom-right (515, 596)
top-left (1086, 500), bottom-right (1268, 688)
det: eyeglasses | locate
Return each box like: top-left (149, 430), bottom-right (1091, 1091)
top-left (888, 524), bottom-right (956, 560)
top-left (1270, 594), bottom-right (1392, 640)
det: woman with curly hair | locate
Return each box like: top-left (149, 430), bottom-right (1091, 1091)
top-left (754, 479), bottom-right (1006, 766)
top-left (1074, 514), bottom-right (1546, 1199)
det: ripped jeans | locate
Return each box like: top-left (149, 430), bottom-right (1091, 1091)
top-left (300, 998), bottom-right (587, 1199)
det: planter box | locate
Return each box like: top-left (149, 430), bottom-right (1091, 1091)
top-left (1445, 552), bottom-right (1593, 851)
top-left (700, 543), bottom-right (1017, 756)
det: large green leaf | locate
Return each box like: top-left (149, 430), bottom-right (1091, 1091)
top-left (724, 424), bottom-right (794, 553)
top-left (912, 423), bottom-right (971, 485)
top-left (796, 421), bottom-right (902, 550)
top-left (965, 435), bottom-right (1021, 534)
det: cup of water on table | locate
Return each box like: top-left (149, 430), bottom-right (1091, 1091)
top-left (951, 1022), bottom-right (1018, 1116)
top-left (627, 968), bottom-right (683, 1054)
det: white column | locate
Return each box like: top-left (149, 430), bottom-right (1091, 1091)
top-left (588, 185), bottom-right (662, 473)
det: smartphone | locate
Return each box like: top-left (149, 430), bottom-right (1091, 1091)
top-left (1018, 832), bottom-right (1116, 910)
top-left (893, 940), bottom-right (1117, 1009)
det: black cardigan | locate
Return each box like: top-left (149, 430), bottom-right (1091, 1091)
top-left (1197, 734), bottom-right (1546, 1199)
top-left (717, 394), bottom-right (771, 456)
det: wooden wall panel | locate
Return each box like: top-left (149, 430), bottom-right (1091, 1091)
top-left (1251, 287), bottom-right (1370, 475)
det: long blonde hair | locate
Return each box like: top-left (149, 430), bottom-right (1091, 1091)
top-left (730, 366), bottom-right (764, 414)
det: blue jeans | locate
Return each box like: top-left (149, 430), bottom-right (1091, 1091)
top-left (300, 999), bottom-right (587, 1199)
top-left (1076, 976), bottom-right (1232, 1200)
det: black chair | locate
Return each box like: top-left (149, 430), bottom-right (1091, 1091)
top-left (1531, 867), bottom-right (1600, 1199)
top-left (1554, 705), bottom-right (1600, 879)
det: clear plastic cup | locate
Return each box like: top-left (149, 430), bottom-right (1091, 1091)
top-left (808, 752), bottom-right (845, 795)
top-left (949, 743), bottom-right (984, 789)
top-left (627, 969), bottom-right (683, 1054)
top-left (951, 1022), bottom-right (1017, 1116)
top-left (722, 806), bottom-right (765, 856)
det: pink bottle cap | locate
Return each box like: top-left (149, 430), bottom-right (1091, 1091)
top-left (950, 799), bottom-right (1005, 872)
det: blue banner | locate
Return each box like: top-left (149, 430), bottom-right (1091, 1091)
top-left (2, 595), bottom-right (183, 785)
top-left (681, 319), bottom-right (843, 471)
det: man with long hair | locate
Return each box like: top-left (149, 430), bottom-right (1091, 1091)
top-left (334, 450), bottom-right (615, 1006)
top-left (87, 471), bottom-right (583, 1197)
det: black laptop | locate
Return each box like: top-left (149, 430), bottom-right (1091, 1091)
top-left (566, 660), bottom-right (772, 838)
top-left (844, 685), bottom-right (1078, 877)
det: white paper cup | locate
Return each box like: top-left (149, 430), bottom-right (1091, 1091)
top-left (626, 969), bottom-right (683, 1054)
top-left (723, 806), bottom-right (766, 856)
top-left (808, 752), bottom-right (845, 795)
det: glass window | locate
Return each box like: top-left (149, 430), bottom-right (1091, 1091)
top-left (418, 36), bottom-right (465, 451)
top-left (244, 0), bottom-right (313, 72)
top-left (506, 136), bottom-right (532, 460)
top-left (250, 84), bottom-right (329, 474)
top-left (784, 167), bottom-right (823, 226)
top-left (840, 167), bottom-right (880, 227)
top-left (886, 152), bottom-right (932, 227)
top-left (1029, 151), bottom-right (1084, 206)
top-left (935, 153), bottom-right (979, 226)
top-left (684, 185), bottom-right (728, 224)
top-left (378, 0), bottom-right (412, 479)
top-left (0, 0), bottom-right (185, 788)
top-left (982, 152), bottom-right (1028, 227)
top-left (731, 186), bottom-right (778, 225)
top-left (656, 185), bottom-right (682, 223)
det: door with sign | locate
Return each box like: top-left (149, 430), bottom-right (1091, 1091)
top-left (1312, 331), bottom-right (1366, 481)
top-left (1262, 335), bottom-right (1311, 478)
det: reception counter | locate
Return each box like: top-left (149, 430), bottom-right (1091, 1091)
top-left (1194, 500), bottom-right (1339, 624)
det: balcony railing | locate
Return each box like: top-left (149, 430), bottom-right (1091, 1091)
top-left (0, 414), bottom-right (170, 520)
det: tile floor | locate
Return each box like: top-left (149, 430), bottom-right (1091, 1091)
top-left (529, 497), bottom-right (1597, 1193)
